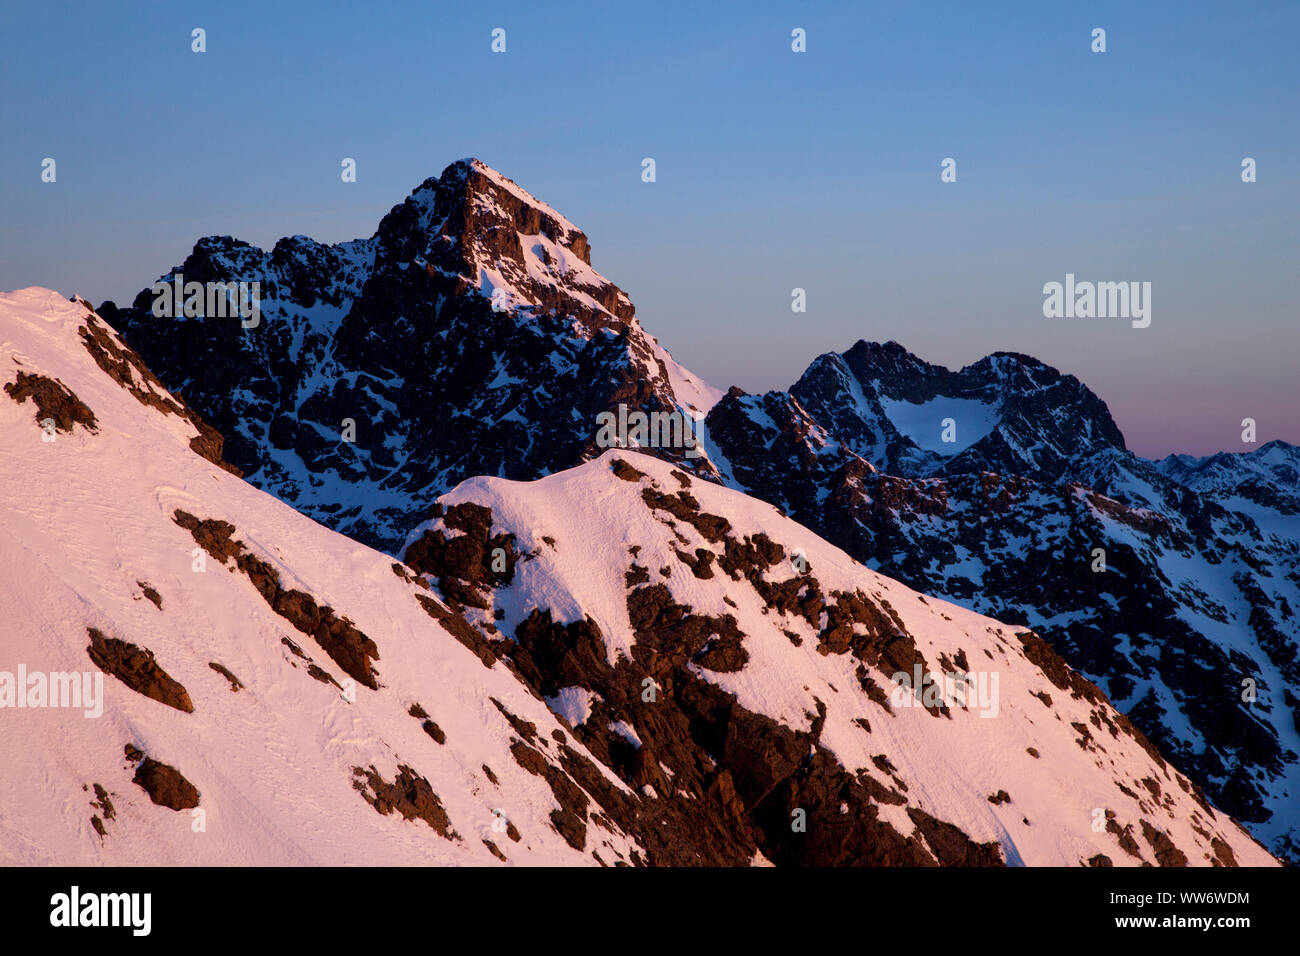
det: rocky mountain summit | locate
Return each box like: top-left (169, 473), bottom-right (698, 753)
top-left (101, 159), bottom-right (714, 552)
top-left (786, 341), bottom-right (1128, 479)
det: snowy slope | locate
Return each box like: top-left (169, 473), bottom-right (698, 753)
top-left (876, 394), bottom-right (1000, 455)
top-left (0, 288), bottom-right (643, 866)
top-left (403, 449), bottom-right (1277, 867)
top-left (649, 335), bottom-right (725, 419)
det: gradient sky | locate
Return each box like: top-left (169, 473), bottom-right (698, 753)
top-left (2, 0), bottom-right (1296, 457)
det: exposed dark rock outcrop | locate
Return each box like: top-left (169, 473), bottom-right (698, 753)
top-left (172, 510), bottom-right (380, 689)
top-left (86, 627), bottom-right (193, 713)
top-left (131, 756), bottom-right (201, 811)
top-left (351, 764), bottom-right (456, 839)
top-left (208, 662), bottom-right (243, 692)
top-left (4, 370), bottom-right (97, 433)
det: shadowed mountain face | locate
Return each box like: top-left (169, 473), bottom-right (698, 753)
top-left (100, 159), bottom-right (709, 552)
top-left (99, 162), bottom-right (1298, 863)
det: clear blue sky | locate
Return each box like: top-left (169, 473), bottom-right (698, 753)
top-left (2, 0), bottom-right (1296, 457)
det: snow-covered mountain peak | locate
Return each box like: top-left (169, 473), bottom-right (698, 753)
top-left (99, 161), bottom-right (717, 552)
top-left (788, 339), bottom-right (1128, 479)
top-left (378, 158), bottom-right (634, 330)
